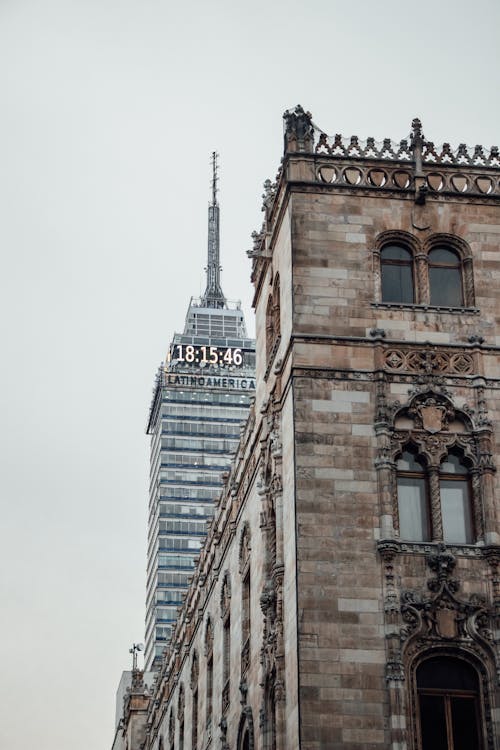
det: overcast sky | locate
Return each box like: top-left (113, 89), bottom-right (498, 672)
top-left (1, 1), bottom-right (499, 748)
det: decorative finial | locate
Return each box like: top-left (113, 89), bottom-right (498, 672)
top-left (129, 642), bottom-right (144, 671)
top-left (410, 117), bottom-right (426, 202)
top-left (283, 105), bottom-right (314, 154)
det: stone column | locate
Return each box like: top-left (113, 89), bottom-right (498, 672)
top-left (429, 467), bottom-right (443, 541)
top-left (415, 252), bottom-right (429, 305)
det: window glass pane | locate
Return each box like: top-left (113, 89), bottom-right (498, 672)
top-left (419, 694), bottom-right (448, 750)
top-left (381, 264), bottom-right (414, 303)
top-left (398, 476), bottom-right (429, 541)
top-left (381, 245), bottom-right (412, 261)
top-left (417, 657), bottom-right (478, 690)
top-left (429, 247), bottom-right (460, 265)
top-left (440, 452), bottom-right (468, 475)
top-left (440, 479), bottom-right (473, 543)
top-left (451, 696), bottom-right (480, 750)
top-left (397, 450), bottom-right (424, 472)
top-left (429, 266), bottom-right (463, 306)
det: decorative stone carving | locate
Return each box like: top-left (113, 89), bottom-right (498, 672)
top-left (384, 348), bottom-right (474, 376)
top-left (190, 651), bottom-right (199, 691)
top-left (409, 396), bottom-right (455, 433)
top-left (239, 522), bottom-right (251, 575)
top-left (283, 105), bottom-right (314, 153)
top-left (400, 546), bottom-right (493, 646)
top-left (176, 683), bottom-right (184, 721)
top-left (220, 572), bottom-right (231, 619)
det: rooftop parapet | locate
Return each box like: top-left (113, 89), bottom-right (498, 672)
top-left (283, 105), bottom-right (500, 169)
top-left (249, 106), bottom-right (500, 307)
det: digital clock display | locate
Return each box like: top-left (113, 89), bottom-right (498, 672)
top-left (168, 344), bottom-right (244, 367)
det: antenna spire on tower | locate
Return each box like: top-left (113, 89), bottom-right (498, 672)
top-left (201, 151), bottom-right (226, 309)
top-left (211, 150), bottom-right (218, 207)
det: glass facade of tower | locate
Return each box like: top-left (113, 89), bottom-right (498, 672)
top-left (145, 298), bottom-right (255, 670)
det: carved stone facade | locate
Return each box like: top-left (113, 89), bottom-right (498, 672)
top-left (117, 108), bottom-right (500, 750)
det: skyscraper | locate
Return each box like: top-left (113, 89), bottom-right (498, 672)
top-left (144, 156), bottom-right (255, 671)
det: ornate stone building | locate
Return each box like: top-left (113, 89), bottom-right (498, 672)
top-left (116, 108), bottom-right (500, 750)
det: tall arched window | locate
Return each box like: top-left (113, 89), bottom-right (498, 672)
top-left (177, 684), bottom-right (185, 750)
top-left (417, 656), bottom-right (483, 749)
top-left (263, 674), bottom-right (277, 750)
top-left (190, 652), bottom-right (199, 750)
top-left (266, 294), bottom-right (274, 360)
top-left (439, 451), bottom-right (473, 544)
top-left (168, 710), bottom-right (175, 750)
top-left (266, 273), bottom-right (281, 366)
top-left (220, 573), bottom-right (231, 716)
top-left (237, 710), bottom-right (255, 750)
top-left (428, 247), bottom-right (464, 307)
top-left (204, 617), bottom-right (213, 736)
top-left (381, 244), bottom-right (414, 303)
top-left (397, 448), bottom-right (430, 542)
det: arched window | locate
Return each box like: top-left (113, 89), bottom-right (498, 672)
top-left (220, 573), bottom-right (231, 716)
top-left (417, 656), bottom-right (483, 749)
top-left (263, 675), bottom-right (277, 750)
top-left (239, 524), bottom-right (251, 677)
top-left (397, 448), bottom-right (430, 542)
top-left (168, 710), bottom-right (175, 750)
top-left (237, 710), bottom-right (255, 750)
top-left (428, 247), bottom-right (464, 307)
top-left (381, 244), bottom-right (414, 303)
top-left (396, 446), bottom-right (474, 544)
top-left (266, 294), bottom-right (274, 360)
top-left (439, 451), bottom-right (473, 544)
top-left (266, 273), bottom-right (281, 366)
top-left (190, 652), bottom-right (199, 750)
top-left (177, 684), bottom-right (185, 750)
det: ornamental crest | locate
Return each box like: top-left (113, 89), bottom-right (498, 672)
top-left (417, 403), bottom-right (447, 433)
top-left (400, 545), bottom-right (493, 648)
top-left (408, 394), bottom-right (455, 434)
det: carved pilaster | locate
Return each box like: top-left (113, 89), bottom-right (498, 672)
top-left (415, 253), bottom-right (429, 304)
top-left (428, 467), bottom-right (443, 541)
top-left (463, 256), bottom-right (475, 306)
top-left (483, 547), bottom-right (500, 613)
top-left (470, 469), bottom-right (485, 540)
top-left (372, 248), bottom-right (381, 303)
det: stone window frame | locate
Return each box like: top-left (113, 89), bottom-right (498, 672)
top-left (407, 648), bottom-right (492, 750)
top-left (389, 392), bottom-right (485, 545)
top-left (373, 231), bottom-right (475, 310)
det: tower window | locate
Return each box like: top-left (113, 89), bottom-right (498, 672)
top-left (428, 247), bottom-right (464, 307)
top-left (397, 449), bottom-right (430, 542)
top-left (396, 447), bottom-right (474, 544)
top-left (381, 245), bottom-right (415, 303)
top-left (439, 452), bottom-right (473, 544)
